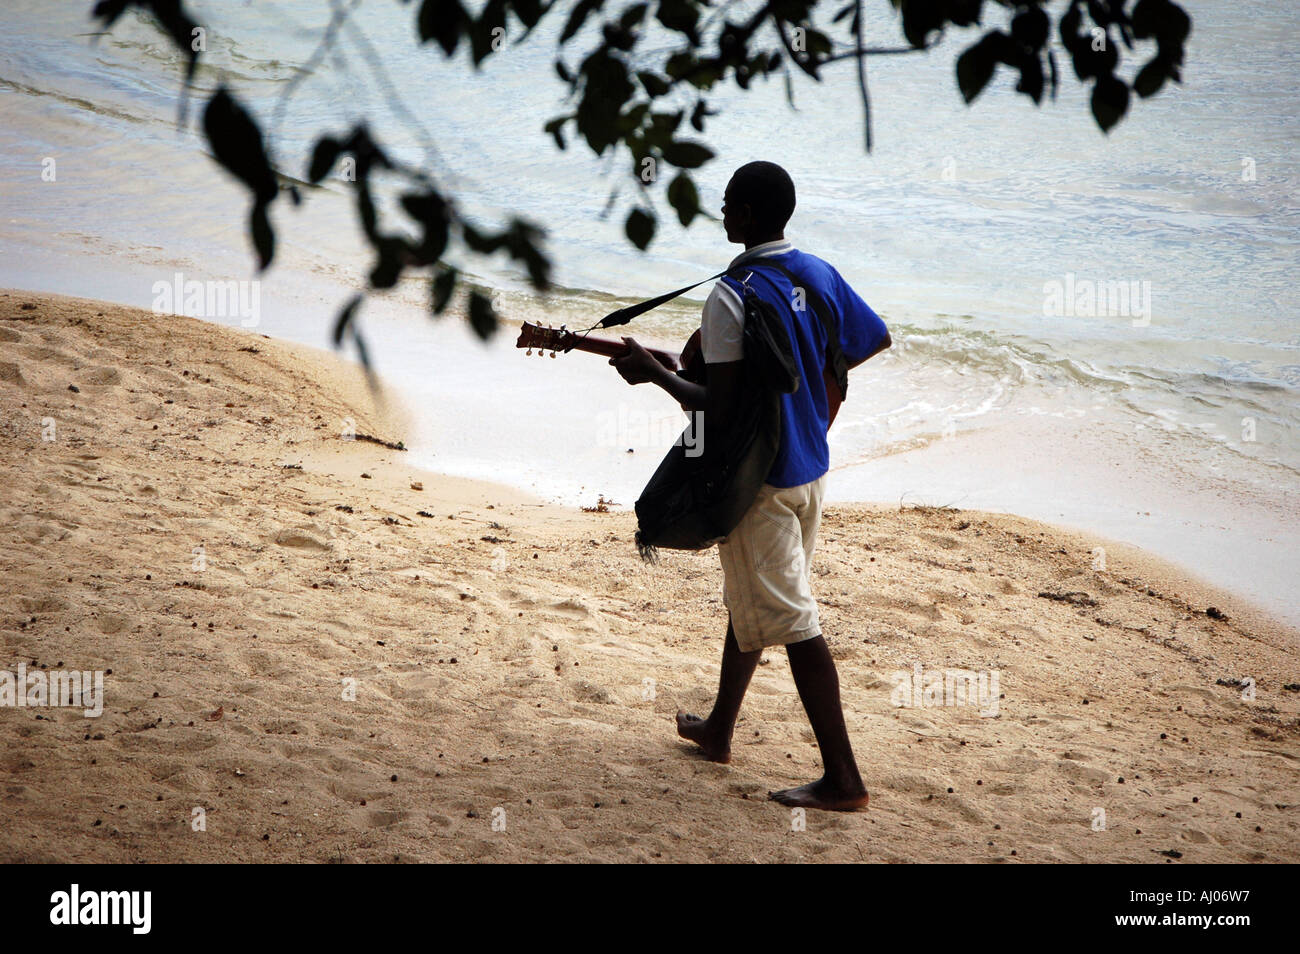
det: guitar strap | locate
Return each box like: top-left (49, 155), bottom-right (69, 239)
top-left (598, 270), bottom-right (729, 329)
top-left (599, 259), bottom-right (848, 400)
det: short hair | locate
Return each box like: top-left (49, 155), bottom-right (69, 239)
top-left (727, 161), bottom-right (796, 234)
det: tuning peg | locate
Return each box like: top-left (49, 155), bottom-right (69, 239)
top-left (525, 348), bottom-right (532, 355)
top-left (550, 350), bottom-right (556, 358)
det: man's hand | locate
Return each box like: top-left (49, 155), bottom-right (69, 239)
top-left (610, 337), bottom-right (673, 385)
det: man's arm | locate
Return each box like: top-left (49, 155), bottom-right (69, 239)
top-left (849, 330), bottom-right (891, 371)
top-left (610, 338), bottom-right (743, 425)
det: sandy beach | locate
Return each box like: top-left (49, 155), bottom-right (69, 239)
top-left (1, 290), bottom-right (1297, 863)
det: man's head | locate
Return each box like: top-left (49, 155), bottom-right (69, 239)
top-left (722, 161), bottom-right (796, 247)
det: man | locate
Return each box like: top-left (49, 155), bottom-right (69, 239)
top-left (610, 161), bottom-right (891, 811)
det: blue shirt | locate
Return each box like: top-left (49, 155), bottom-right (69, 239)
top-left (701, 241), bottom-right (889, 488)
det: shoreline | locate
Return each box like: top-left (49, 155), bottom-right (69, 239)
top-left (2, 290), bottom-right (1297, 863)
top-left (1, 274), bottom-right (1296, 629)
top-left (3, 281), bottom-right (1297, 633)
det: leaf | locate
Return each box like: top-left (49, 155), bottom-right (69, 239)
top-left (401, 190), bottom-right (451, 264)
top-left (356, 180), bottom-right (378, 241)
top-left (249, 201), bottom-right (274, 271)
top-left (1010, 8), bottom-right (1048, 50)
top-left (350, 324), bottom-right (374, 378)
top-left (514, 0), bottom-right (544, 30)
top-left (369, 237), bottom-right (406, 289)
top-left (637, 71), bottom-right (670, 97)
top-left (203, 87), bottom-right (277, 204)
top-left (307, 136), bottom-right (342, 183)
top-left (655, 0), bottom-right (699, 41)
top-left (544, 116), bottom-right (567, 150)
top-left (462, 223), bottom-right (503, 254)
top-left (467, 289), bottom-right (497, 340)
top-left (1091, 75), bottom-right (1130, 133)
top-left (90, 0), bottom-right (132, 29)
top-left (620, 3), bottom-right (648, 30)
top-left (574, 50), bottom-right (633, 154)
top-left (625, 207), bottom-right (656, 250)
top-left (332, 294), bottom-right (364, 347)
top-left (99, 0), bottom-right (203, 101)
top-left (560, 0), bottom-right (603, 44)
top-left (1015, 55), bottom-right (1044, 105)
top-left (956, 41), bottom-right (996, 104)
top-left (689, 99), bottom-right (715, 132)
top-left (469, 0), bottom-right (507, 66)
top-left (661, 140), bottom-right (713, 168)
top-left (946, 0), bottom-right (984, 28)
top-left (1134, 54), bottom-right (1169, 98)
top-left (644, 110), bottom-right (683, 147)
top-left (503, 218), bottom-right (552, 289)
top-left (899, 0), bottom-right (944, 49)
top-left (666, 172), bottom-right (700, 228)
top-left (417, 0), bottom-right (466, 56)
top-left (432, 266), bottom-right (458, 314)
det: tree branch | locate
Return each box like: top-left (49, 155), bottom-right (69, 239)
top-left (822, 43), bottom-right (931, 63)
top-left (854, 0), bottom-right (871, 152)
top-left (269, 0), bottom-right (359, 148)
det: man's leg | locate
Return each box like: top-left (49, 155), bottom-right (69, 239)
top-left (769, 635), bottom-right (869, 811)
top-left (676, 615), bottom-right (760, 764)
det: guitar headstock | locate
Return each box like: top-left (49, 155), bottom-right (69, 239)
top-left (516, 321), bottom-right (573, 357)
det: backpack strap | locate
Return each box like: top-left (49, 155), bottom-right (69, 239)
top-left (740, 261), bottom-right (848, 400)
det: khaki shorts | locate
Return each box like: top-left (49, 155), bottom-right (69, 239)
top-left (718, 475), bottom-right (826, 653)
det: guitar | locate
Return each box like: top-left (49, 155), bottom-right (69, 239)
top-left (515, 322), bottom-right (843, 424)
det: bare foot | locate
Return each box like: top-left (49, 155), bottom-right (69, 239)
top-left (675, 711), bottom-right (731, 764)
top-left (769, 777), bottom-right (869, 812)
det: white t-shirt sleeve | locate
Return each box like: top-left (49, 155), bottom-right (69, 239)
top-left (699, 280), bottom-right (745, 364)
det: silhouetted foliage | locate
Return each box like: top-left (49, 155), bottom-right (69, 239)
top-left (91, 0), bottom-right (1191, 365)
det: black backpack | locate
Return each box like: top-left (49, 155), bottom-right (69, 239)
top-left (631, 261), bottom-right (846, 561)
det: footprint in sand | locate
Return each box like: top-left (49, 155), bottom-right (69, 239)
top-left (366, 810), bottom-right (408, 828)
top-left (542, 598), bottom-right (592, 619)
top-left (17, 595), bottom-right (67, 614)
top-left (81, 367), bottom-right (122, 386)
top-left (140, 365), bottom-right (187, 387)
top-left (94, 613), bottom-right (129, 635)
top-left (18, 344), bottom-right (76, 366)
top-left (273, 527), bottom-right (332, 551)
top-left (1055, 760), bottom-right (1109, 786)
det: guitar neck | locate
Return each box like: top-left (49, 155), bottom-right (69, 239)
top-left (564, 334), bottom-right (678, 366)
